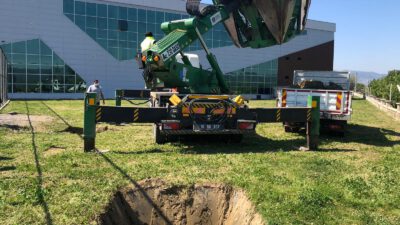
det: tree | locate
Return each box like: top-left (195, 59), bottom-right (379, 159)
top-left (368, 70), bottom-right (400, 104)
top-left (356, 83), bottom-right (365, 93)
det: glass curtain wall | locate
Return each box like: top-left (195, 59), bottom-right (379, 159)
top-left (63, 0), bottom-right (233, 60)
top-left (62, 0), bottom-right (280, 95)
top-left (225, 60), bottom-right (278, 95)
top-left (0, 39), bottom-right (86, 94)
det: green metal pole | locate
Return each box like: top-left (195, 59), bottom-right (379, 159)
top-left (307, 96), bottom-right (320, 150)
top-left (84, 92), bottom-right (97, 152)
top-left (115, 89), bottom-right (122, 106)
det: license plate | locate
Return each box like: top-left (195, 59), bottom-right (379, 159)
top-left (194, 124), bottom-right (222, 131)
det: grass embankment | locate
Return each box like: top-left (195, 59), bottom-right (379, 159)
top-left (0, 99), bottom-right (400, 224)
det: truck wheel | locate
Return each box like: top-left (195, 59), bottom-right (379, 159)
top-left (153, 124), bottom-right (166, 144)
top-left (338, 122), bottom-right (346, 137)
top-left (230, 134), bottom-right (243, 143)
top-left (285, 125), bottom-right (301, 133)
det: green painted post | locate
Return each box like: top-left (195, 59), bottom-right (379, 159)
top-left (116, 89), bottom-right (122, 106)
top-left (84, 92), bottom-right (97, 152)
top-left (307, 96), bottom-right (320, 150)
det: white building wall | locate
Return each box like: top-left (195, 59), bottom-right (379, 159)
top-left (0, 0), bottom-right (335, 99)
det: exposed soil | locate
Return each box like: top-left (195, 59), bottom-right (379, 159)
top-left (0, 113), bottom-right (53, 131)
top-left (44, 146), bottom-right (66, 157)
top-left (97, 125), bottom-right (110, 133)
top-left (98, 179), bottom-right (264, 225)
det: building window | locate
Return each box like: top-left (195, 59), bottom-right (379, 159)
top-left (225, 59), bottom-right (278, 95)
top-left (0, 39), bottom-right (87, 94)
top-left (63, 0), bottom-right (232, 61)
top-left (118, 20), bottom-right (128, 32)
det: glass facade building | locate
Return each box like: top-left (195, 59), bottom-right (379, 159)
top-left (63, 0), bottom-right (233, 60)
top-left (61, 0), bottom-right (278, 95)
top-left (225, 60), bottom-right (278, 95)
top-left (3, 0), bottom-right (333, 96)
top-left (0, 39), bottom-right (86, 94)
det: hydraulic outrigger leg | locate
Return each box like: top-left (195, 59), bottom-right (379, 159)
top-left (83, 93), bottom-right (320, 152)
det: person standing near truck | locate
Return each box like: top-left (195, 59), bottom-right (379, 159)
top-left (86, 80), bottom-right (105, 105)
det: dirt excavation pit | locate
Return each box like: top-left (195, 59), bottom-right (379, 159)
top-left (98, 179), bottom-right (265, 225)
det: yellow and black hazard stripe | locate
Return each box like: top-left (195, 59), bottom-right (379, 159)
top-left (276, 109), bottom-right (281, 122)
top-left (182, 102), bottom-right (222, 108)
top-left (307, 108), bottom-right (312, 122)
top-left (134, 109), bottom-right (139, 122)
top-left (96, 107), bottom-right (102, 122)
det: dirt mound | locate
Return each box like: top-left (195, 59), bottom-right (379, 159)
top-left (98, 179), bottom-right (264, 225)
top-left (0, 113), bottom-right (53, 131)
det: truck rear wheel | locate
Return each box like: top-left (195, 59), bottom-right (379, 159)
top-left (153, 124), bottom-right (166, 144)
top-left (229, 134), bottom-right (243, 143)
top-left (284, 122), bottom-right (302, 133)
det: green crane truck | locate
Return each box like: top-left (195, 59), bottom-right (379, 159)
top-left (135, 0), bottom-right (312, 143)
top-left (84, 0), bottom-right (320, 151)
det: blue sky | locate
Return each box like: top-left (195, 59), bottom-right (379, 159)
top-left (202, 0), bottom-right (400, 74)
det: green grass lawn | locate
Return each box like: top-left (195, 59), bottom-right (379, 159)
top-left (1, 99), bottom-right (400, 225)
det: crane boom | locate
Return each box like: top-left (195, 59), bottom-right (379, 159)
top-left (141, 0), bottom-right (311, 94)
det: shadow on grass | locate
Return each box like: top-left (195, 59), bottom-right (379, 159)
top-left (25, 101), bottom-right (53, 225)
top-left (0, 166), bottom-right (16, 171)
top-left (112, 149), bottom-right (164, 155)
top-left (321, 123), bottom-right (400, 148)
top-left (41, 101), bottom-right (83, 136)
top-left (61, 126), bottom-right (83, 135)
top-left (0, 124), bottom-right (29, 131)
top-left (97, 151), bottom-right (173, 225)
top-left (169, 133), bottom-right (357, 155)
top-left (351, 98), bottom-right (366, 101)
top-left (0, 156), bottom-right (13, 161)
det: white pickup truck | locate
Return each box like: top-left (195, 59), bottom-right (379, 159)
top-left (277, 71), bottom-right (353, 134)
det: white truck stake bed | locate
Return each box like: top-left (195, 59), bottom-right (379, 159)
top-left (277, 71), bottom-right (353, 134)
top-left (277, 88), bottom-right (352, 121)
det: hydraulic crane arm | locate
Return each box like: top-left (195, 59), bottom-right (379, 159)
top-left (142, 0), bottom-right (311, 94)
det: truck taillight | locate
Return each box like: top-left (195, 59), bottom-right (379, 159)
top-left (162, 120), bottom-right (180, 130)
top-left (237, 120), bottom-right (256, 130)
top-left (282, 89), bottom-right (287, 107)
top-left (336, 92), bottom-right (343, 110)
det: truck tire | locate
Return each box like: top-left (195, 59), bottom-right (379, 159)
top-left (283, 122), bottom-right (301, 133)
top-left (230, 134), bottom-right (243, 143)
top-left (153, 124), bottom-right (166, 144)
top-left (284, 126), bottom-right (293, 133)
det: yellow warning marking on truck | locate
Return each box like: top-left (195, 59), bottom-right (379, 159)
top-left (134, 109), bottom-right (139, 122)
top-left (307, 109), bottom-right (312, 121)
top-left (276, 109), bottom-right (281, 122)
top-left (96, 108), bottom-right (102, 121)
